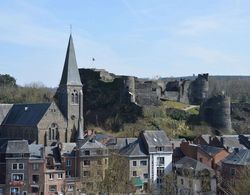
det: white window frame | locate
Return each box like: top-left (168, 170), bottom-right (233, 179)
top-left (11, 173), bottom-right (24, 181)
top-left (10, 187), bottom-right (20, 195)
top-left (12, 163), bottom-right (24, 170)
top-left (58, 173), bottom-right (63, 179)
top-left (48, 173), bottom-right (54, 180)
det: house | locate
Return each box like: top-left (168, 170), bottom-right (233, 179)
top-left (210, 135), bottom-right (246, 152)
top-left (221, 149), bottom-right (250, 194)
top-left (119, 139), bottom-right (149, 192)
top-left (77, 130), bottom-right (109, 194)
top-left (5, 140), bottom-right (45, 195)
top-left (180, 141), bottom-right (229, 170)
top-left (44, 144), bottom-right (65, 195)
top-left (139, 130), bottom-right (173, 186)
top-left (174, 156), bottom-right (216, 195)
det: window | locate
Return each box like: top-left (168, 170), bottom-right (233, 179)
top-left (97, 159), bottom-right (102, 165)
top-left (66, 170), bottom-right (71, 177)
top-left (83, 171), bottom-right (90, 177)
top-left (22, 192), bottom-right (27, 195)
top-left (67, 185), bottom-right (74, 192)
top-left (157, 167), bottom-right (164, 177)
top-left (231, 168), bottom-right (236, 176)
top-left (48, 123), bottom-right (58, 140)
top-left (105, 158), bottom-right (108, 165)
top-left (58, 173), bottom-right (63, 179)
top-left (157, 178), bottom-right (162, 184)
top-left (157, 157), bottom-right (165, 166)
top-left (133, 171), bottom-right (137, 176)
top-left (49, 173), bottom-right (54, 180)
top-left (49, 185), bottom-right (57, 192)
top-left (85, 150), bottom-right (90, 155)
top-left (83, 160), bottom-right (90, 166)
top-left (157, 147), bottom-right (164, 151)
top-left (32, 175), bottom-right (39, 183)
top-left (66, 159), bottom-right (71, 167)
top-left (10, 187), bottom-right (20, 195)
top-left (71, 90), bottom-right (78, 104)
top-left (12, 163), bottom-right (24, 170)
top-left (133, 161), bottom-right (137, 166)
top-left (140, 160), bottom-right (147, 166)
top-left (144, 173), bottom-right (148, 179)
top-left (181, 179), bottom-right (184, 185)
top-left (12, 174), bottom-right (24, 181)
top-left (32, 163), bottom-right (39, 171)
top-left (199, 158), bottom-right (203, 163)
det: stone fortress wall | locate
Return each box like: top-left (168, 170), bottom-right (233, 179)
top-left (85, 68), bottom-right (209, 106)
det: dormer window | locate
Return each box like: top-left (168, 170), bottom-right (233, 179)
top-left (71, 90), bottom-right (78, 104)
top-left (156, 146), bottom-right (164, 151)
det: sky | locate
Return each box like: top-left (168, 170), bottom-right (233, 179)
top-left (0, 0), bottom-right (250, 87)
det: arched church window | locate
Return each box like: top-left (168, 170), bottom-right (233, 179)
top-left (48, 123), bottom-right (59, 140)
top-left (71, 90), bottom-right (78, 104)
top-left (71, 93), bottom-right (74, 103)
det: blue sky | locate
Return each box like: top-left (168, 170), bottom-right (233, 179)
top-left (0, 0), bottom-right (250, 87)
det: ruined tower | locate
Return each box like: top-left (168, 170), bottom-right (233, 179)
top-left (55, 35), bottom-right (83, 142)
top-left (199, 94), bottom-right (232, 134)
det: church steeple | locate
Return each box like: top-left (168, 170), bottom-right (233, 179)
top-left (59, 34), bottom-right (82, 86)
top-left (55, 35), bottom-right (84, 143)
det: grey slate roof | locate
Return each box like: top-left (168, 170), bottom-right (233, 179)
top-left (60, 143), bottom-right (76, 157)
top-left (6, 140), bottom-right (29, 154)
top-left (223, 149), bottom-right (250, 165)
top-left (220, 135), bottom-right (245, 149)
top-left (106, 137), bottom-right (137, 150)
top-left (119, 139), bottom-right (147, 157)
top-left (29, 144), bottom-right (43, 159)
top-left (175, 156), bottom-right (214, 172)
top-left (143, 130), bottom-right (170, 147)
top-left (80, 138), bottom-right (106, 149)
top-left (0, 104), bottom-right (13, 124)
top-left (2, 103), bottom-right (50, 126)
top-left (199, 145), bottom-right (223, 157)
top-left (59, 35), bottom-right (82, 86)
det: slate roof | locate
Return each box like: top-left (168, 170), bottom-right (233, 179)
top-left (60, 143), bottom-right (76, 157)
top-left (79, 136), bottom-right (106, 149)
top-left (199, 145), bottom-right (223, 157)
top-left (143, 130), bottom-right (170, 147)
top-left (220, 135), bottom-right (245, 149)
top-left (0, 104), bottom-right (13, 124)
top-left (29, 144), bottom-right (43, 159)
top-left (175, 156), bottom-right (214, 172)
top-left (119, 139), bottom-right (147, 157)
top-left (59, 35), bottom-right (82, 86)
top-left (223, 149), bottom-right (250, 165)
top-left (6, 140), bottom-right (29, 154)
top-left (1, 103), bottom-right (50, 126)
top-left (106, 137), bottom-right (137, 150)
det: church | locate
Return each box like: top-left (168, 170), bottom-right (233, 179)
top-left (0, 35), bottom-right (84, 146)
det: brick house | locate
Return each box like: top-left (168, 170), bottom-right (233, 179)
top-left (180, 141), bottom-right (229, 170)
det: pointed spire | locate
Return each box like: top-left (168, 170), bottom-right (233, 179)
top-left (59, 35), bottom-right (82, 86)
top-left (78, 90), bottom-right (84, 140)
